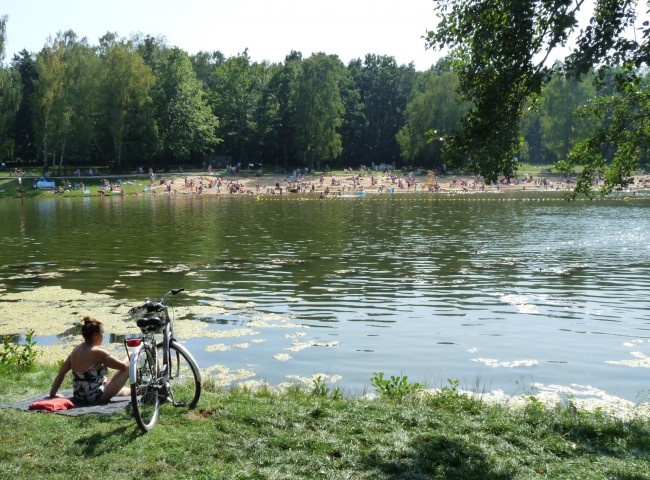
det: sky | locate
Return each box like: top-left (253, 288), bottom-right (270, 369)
top-left (2, 0), bottom-right (441, 70)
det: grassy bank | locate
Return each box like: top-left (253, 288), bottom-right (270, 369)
top-left (0, 175), bottom-right (157, 199)
top-left (1, 365), bottom-right (649, 479)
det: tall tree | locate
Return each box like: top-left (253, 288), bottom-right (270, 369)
top-left (211, 50), bottom-right (266, 164)
top-left (293, 53), bottom-right (345, 170)
top-left (267, 50), bottom-right (303, 169)
top-left (32, 31), bottom-right (100, 171)
top-left (55, 30), bottom-right (97, 168)
top-left (539, 71), bottom-right (597, 163)
top-left (96, 33), bottom-right (156, 169)
top-left (156, 47), bottom-right (219, 164)
top-left (347, 54), bottom-right (416, 168)
top-left (0, 14), bottom-right (6, 63)
top-left (64, 36), bottom-right (102, 167)
top-left (427, 0), bottom-right (650, 195)
top-left (191, 50), bottom-right (225, 90)
top-left (0, 67), bottom-right (20, 163)
top-left (339, 58), bottom-right (366, 168)
top-left (135, 34), bottom-right (170, 74)
top-left (0, 16), bottom-right (22, 163)
top-left (520, 108), bottom-right (547, 165)
top-left (33, 37), bottom-right (67, 168)
top-left (11, 50), bottom-right (37, 164)
top-left (251, 61), bottom-right (281, 165)
top-left (397, 68), bottom-right (469, 168)
top-left (559, 66), bottom-right (650, 191)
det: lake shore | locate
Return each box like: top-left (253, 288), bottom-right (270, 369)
top-left (107, 169), bottom-right (650, 197)
top-left (2, 363), bottom-right (650, 479)
top-left (3, 168), bottom-right (650, 198)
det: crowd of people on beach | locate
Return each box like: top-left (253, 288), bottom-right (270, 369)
top-left (140, 167), bottom-right (612, 198)
top-left (18, 162), bottom-right (650, 198)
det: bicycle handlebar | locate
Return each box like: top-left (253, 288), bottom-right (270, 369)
top-left (130, 288), bottom-right (184, 318)
top-left (153, 287), bottom-right (184, 300)
top-left (159, 288), bottom-right (184, 304)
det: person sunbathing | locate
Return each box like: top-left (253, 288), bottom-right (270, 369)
top-left (49, 316), bottom-right (130, 404)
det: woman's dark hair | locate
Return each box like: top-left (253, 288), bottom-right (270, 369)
top-left (81, 316), bottom-right (103, 343)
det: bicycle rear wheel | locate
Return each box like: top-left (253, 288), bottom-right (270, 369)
top-left (168, 342), bottom-right (201, 408)
top-left (131, 344), bottom-right (160, 432)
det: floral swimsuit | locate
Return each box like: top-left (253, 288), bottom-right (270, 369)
top-left (72, 365), bottom-right (108, 404)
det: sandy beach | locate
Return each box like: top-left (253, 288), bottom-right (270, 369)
top-left (141, 169), bottom-right (650, 197)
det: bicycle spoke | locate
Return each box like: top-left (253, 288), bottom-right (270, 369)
top-left (168, 342), bottom-right (201, 408)
top-left (131, 345), bottom-right (160, 432)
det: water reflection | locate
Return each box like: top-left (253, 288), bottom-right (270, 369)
top-left (58, 325), bottom-right (82, 338)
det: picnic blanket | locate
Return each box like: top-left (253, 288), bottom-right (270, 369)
top-left (0, 389), bottom-right (131, 417)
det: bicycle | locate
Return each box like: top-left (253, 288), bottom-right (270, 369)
top-left (124, 288), bottom-right (201, 432)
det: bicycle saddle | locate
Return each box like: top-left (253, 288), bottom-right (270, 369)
top-left (136, 316), bottom-right (164, 332)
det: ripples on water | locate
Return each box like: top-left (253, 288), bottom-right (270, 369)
top-left (1, 192), bottom-right (650, 405)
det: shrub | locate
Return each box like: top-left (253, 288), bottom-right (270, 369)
top-left (370, 371), bottom-right (422, 399)
top-left (311, 375), bottom-right (342, 400)
top-left (0, 330), bottom-right (39, 372)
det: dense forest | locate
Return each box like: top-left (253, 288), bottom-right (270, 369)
top-left (0, 12), bottom-right (647, 180)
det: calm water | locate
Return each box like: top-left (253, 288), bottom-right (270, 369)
top-left (1, 190), bottom-right (650, 402)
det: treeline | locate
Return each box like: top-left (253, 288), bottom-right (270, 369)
top-left (0, 18), bottom-right (638, 174)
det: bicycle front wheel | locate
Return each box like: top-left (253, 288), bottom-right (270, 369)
top-left (168, 342), bottom-right (201, 408)
top-left (131, 344), bottom-right (160, 432)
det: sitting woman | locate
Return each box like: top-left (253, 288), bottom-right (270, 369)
top-left (49, 316), bottom-right (130, 404)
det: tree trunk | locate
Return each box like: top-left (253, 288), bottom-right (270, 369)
top-left (92, 133), bottom-right (106, 165)
top-left (115, 139), bottom-right (122, 170)
top-left (59, 139), bottom-right (66, 172)
top-left (42, 131), bottom-right (48, 168)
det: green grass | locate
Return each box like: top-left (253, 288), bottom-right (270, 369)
top-left (1, 365), bottom-right (649, 479)
top-left (0, 177), bottom-right (142, 199)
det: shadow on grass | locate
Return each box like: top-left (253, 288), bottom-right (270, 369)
top-left (74, 423), bottom-right (141, 456)
top-left (364, 434), bottom-right (515, 480)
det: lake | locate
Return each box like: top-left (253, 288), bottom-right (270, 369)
top-left (1, 189), bottom-right (649, 408)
